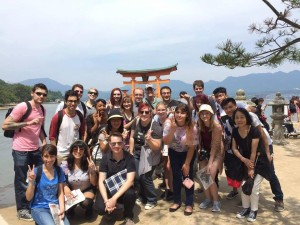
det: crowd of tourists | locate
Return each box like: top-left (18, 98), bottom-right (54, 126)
top-left (2, 81), bottom-right (286, 224)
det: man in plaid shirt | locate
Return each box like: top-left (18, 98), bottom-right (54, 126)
top-left (98, 132), bottom-right (136, 225)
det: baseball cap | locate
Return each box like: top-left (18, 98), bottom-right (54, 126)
top-left (108, 109), bottom-right (124, 121)
top-left (145, 84), bottom-right (154, 90)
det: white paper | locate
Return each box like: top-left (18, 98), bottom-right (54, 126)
top-left (64, 189), bottom-right (85, 211)
top-left (49, 203), bottom-right (65, 225)
top-left (196, 167), bottom-right (214, 190)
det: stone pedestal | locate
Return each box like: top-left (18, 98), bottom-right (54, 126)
top-left (268, 92), bottom-right (289, 145)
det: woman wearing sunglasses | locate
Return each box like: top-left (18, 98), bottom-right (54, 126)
top-left (129, 103), bottom-right (162, 210)
top-left (163, 103), bottom-right (198, 216)
top-left (85, 88), bottom-right (98, 113)
top-left (64, 140), bottom-right (97, 220)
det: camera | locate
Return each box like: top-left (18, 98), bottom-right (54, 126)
top-left (198, 149), bottom-right (209, 161)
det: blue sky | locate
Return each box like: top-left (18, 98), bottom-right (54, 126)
top-left (0, 0), bottom-right (299, 91)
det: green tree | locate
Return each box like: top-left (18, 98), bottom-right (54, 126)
top-left (201, 0), bottom-right (300, 68)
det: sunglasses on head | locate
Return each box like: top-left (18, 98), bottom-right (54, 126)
top-left (140, 110), bottom-right (150, 115)
top-left (35, 92), bottom-right (47, 97)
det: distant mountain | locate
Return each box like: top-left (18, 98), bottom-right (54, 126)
top-left (19, 70), bottom-right (300, 100)
top-left (20, 78), bottom-right (71, 93)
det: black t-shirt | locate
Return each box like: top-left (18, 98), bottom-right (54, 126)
top-left (166, 99), bottom-right (180, 112)
top-left (131, 119), bottom-right (162, 159)
top-left (100, 150), bottom-right (135, 178)
top-left (232, 126), bottom-right (262, 159)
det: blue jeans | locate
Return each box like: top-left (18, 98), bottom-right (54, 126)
top-left (269, 145), bottom-right (284, 201)
top-left (134, 158), bottom-right (157, 204)
top-left (169, 149), bottom-right (196, 206)
top-left (31, 208), bottom-right (70, 225)
top-left (12, 149), bottom-right (43, 211)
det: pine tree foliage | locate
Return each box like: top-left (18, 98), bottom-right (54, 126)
top-left (201, 0), bottom-right (300, 68)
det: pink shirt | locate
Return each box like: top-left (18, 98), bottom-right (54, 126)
top-left (10, 102), bottom-right (45, 151)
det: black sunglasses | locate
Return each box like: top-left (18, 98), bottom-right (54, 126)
top-left (140, 111), bottom-right (150, 115)
top-left (35, 92), bottom-right (47, 97)
top-left (75, 90), bottom-right (83, 93)
top-left (89, 92), bottom-right (98, 95)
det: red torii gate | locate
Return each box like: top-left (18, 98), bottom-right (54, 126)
top-left (116, 64), bottom-right (178, 100)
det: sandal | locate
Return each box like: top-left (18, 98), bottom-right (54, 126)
top-left (184, 206), bottom-right (193, 216)
top-left (169, 204), bottom-right (181, 212)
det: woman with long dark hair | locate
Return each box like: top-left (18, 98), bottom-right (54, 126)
top-left (163, 103), bottom-right (198, 216)
top-left (64, 140), bottom-right (97, 219)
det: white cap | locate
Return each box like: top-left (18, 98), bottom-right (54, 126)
top-left (145, 84), bottom-right (154, 90)
top-left (199, 104), bottom-right (214, 114)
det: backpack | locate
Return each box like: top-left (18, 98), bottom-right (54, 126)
top-left (4, 102), bottom-right (45, 138)
top-left (53, 109), bottom-right (84, 144)
top-left (63, 101), bottom-right (87, 118)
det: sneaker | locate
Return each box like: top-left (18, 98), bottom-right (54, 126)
top-left (124, 217), bottom-right (135, 225)
top-left (17, 209), bottom-right (33, 222)
top-left (144, 202), bottom-right (157, 210)
top-left (226, 190), bottom-right (239, 200)
top-left (212, 201), bottom-right (221, 212)
top-left (199, 199), bottom-right (212, 209)
top-left (236, 208), bottom-right (250, 219)
top-left (135, 198), bottom-right (143, 206)
top-left (274, 201), bottom-right (284, 212)
top-left (247, 210), bottom-right (257, 222)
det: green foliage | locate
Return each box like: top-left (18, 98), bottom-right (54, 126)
top-left (201, 0), bottom-right (300, 68)
top-left (0, 79), bottom-right (63, 104)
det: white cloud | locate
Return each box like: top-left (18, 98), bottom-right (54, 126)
top-left (0, 0), bottom-right (298, 90)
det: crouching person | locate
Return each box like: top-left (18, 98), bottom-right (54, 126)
top-left (26, 144), bottom-right (70, 225)
top-left (97, 132), bottom-right (136, 225)
top-left (64, 140), bottom-right (98, 220)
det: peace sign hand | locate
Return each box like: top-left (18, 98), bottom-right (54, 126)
top-left (27, 165), bottom-right (36, 183)
top-left (87, 156), bottom-right (96, 172)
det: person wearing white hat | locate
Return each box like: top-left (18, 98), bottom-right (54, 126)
top-left (198, 104), bottom-right (223, 212)
top-left (144, 84), bottom-right (161, 112)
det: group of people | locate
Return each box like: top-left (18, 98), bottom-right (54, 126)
top-left (2, 80), bottom-right (285, 224)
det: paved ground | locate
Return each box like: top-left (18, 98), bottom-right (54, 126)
top-left (1, 124), bottom-right (300, 225)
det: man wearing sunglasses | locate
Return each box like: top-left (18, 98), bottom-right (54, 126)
top-left (2, 83), bottom-right (48, 221)
top-left (97, 132), bottom-right (136, 225)
top-left (55, 83), bottom-right (89, 118)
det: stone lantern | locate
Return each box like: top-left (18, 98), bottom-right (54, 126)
top-left (268, 92), bottom-right (289, 145)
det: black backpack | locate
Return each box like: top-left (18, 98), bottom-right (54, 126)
top-left (4, 102), bottom-right (45, 138)
top-left (51, 109), bottom-right (84, 144)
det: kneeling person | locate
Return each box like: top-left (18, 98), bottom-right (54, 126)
top-left (98, 132), bottom-right (136, 225)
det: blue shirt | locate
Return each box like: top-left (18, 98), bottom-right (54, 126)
top-left (31, 165), bottom-right (66, 209)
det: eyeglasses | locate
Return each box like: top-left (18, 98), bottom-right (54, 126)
top-left (140, 111), bottom-right (150, 115)
top-left (67, 100), bottom-right (78, 103)
top-left (35, 92), bottom-right (47, 97)
top-left (75, 90), bottom-right (83, 94)
top-left (110, 141), bottom-right (123, 147)
top-left (89, 92), bottom-right (98, 95)
top-left (73, 147), bottom-right (84, 152)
